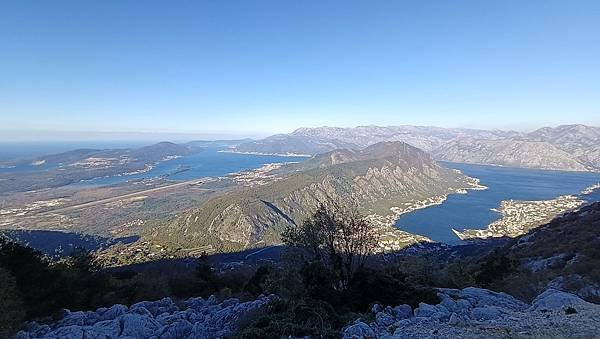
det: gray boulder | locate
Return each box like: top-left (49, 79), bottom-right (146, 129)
top-left (375, 312), bottom-right (395, 327)
top-left (157, 319), bottom-right (193, 339)
top-left (439, 295), bottom-right (471, 314)
top-left (130, 297), bottom-right (177, 317)
top-left (156, 311), bottom-right (188, 325)
top-left (188, 322), bottom-right (214, 339)
top-left (370, 303), bottom-right (383, 314)
top-left (530, 289), bottom-right (590, 311)
top-left (392, 304), bottom-right (412, 319)
top-left (414, 302), bottom-right (438, 317)
top-left (414, 303), bottom-right (450, 320)
top-left (85, 319), bottom-right (121, 338)
top-left (206, 295), bottom-right (218, 305)
top-left (471, 306), bottom-right (506, 320)
top-left (120, 313), bottom-right (161, 337)
top-left (49, 325), bottom-right (85, 339)
top-left (222, 298), bottom-right (240, 307)
top-left (342, 320), bottom-right (376, 339)
top-left (184, 297), bottom-right (206, 311)
top-left (57, 311), bottom-right (87, 327)
top-left (448, 312), bottom-right (464, 326)
top-left (98, 304), bottom-right (127, 321)
top-left (457, 287), bottom-right (527, 311)
top-left (129, 305), bottom-right (152, 317)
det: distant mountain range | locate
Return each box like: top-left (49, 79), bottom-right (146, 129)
top-left (148, 141), bottom-right (479, 252)
top-left (232, 124), bottom-right (600, 172)
top-left (435, 124), bottom-right (600, 171)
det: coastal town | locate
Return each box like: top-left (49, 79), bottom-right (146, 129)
top-left (582, 182), bottom-right (600, 195)
top-left (454, 195), bottom-right (584, 240)
top-left (366, 176), bottom-right (488, 253)
top-left (228, 163), bottom-right (286, 187)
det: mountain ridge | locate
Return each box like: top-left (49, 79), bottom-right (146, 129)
top-left (234, 124), bottom-right (600, 172)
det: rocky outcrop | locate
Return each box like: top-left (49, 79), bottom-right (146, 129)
top-left (16, 294), bottom-right (276, 339)
top-left (494, 202), bottom-right (600, 303)
top-left (343, 287), bottom-right (600, 338)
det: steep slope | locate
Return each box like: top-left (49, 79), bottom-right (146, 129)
top-left (148, 142), bottom-right (480, 252)
top-left (433, 138), bottom-right (589, 171)
top-left (525, 124), bottom-right (600, 148)
top-left (433, 124), bottom-right (600, 171)
top-left (523, 124), bottom-right (600, 170)
top-left (492, 202), bottom-right (600, 302)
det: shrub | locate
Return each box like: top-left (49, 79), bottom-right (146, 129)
top-left (346, 268), bottom-right (440, 310)
top-left (475, 252), bottom-right (516, 287)
top-left (282, 202), bottom-right (377, 289)
top-left (235, 299), bottom-right (342, 338)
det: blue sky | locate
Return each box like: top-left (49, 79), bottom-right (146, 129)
top-left (1, 0), bottom-right (599, 139)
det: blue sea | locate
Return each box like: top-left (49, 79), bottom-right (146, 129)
top-left (72, 148), bottom-right (308, 186)
top-left (395, 162), bottom-right (600, 244)
top-left (0, 142), bottom-right (309, 185)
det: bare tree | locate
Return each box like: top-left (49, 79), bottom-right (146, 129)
top-left (282, 200), bottom-right (378, 288)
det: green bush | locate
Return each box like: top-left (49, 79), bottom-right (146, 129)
top-left (346, 268), bottom-right (439, 310)
top-left (475, 252), bottom-right (516, 287)
top-left (234, 299), bottom-right (343, 338)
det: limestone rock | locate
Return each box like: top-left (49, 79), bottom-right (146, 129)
top-left (342, 320), bottom-right (376, 339)
top-left (391, 304), bottom-right (412, 319)
top-left (530, 289), bottom-right (590, 311)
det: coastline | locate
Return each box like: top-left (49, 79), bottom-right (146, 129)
top-left (370, 179), bottom-right (488, 252)
top-left (582, 183), bottom-right (600, 195)
top-left (453, 195), bottom-right (585, 240)
top-left (218, 149), bottom-right (312, 157)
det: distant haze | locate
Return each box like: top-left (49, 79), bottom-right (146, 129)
top-left (0, 130), bottom-right (267, 143)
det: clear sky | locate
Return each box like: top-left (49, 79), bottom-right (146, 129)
top-left (1, 0), bottom-right (599, 139)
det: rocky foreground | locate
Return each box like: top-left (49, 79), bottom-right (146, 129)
top-left (15, 287), bottom-right (600, 338)
top-left (343, 287), bottom-right (600, 338)
top-left (16, 295), bottom-right (276, 339)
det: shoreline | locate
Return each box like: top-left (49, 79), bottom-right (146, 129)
top-left (369, 179), bottom-right (488, 252)
top-left (582, 183), bottom-right (600, 195)
top-left (218, 149), bottom-right (312, 157)
top-left (453, 195), bottom-right (585, 240)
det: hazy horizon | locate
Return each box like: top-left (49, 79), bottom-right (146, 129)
top-left (2, 121), bottom-right (599, 143)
